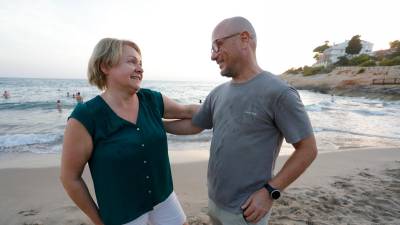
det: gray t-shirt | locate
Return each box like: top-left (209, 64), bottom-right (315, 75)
top-left (192, 71), bottom-right (313, 213)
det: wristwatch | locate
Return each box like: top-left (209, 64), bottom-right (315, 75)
top-left (264, 183), bottom-right (281, 200)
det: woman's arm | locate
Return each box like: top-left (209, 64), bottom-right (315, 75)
top-left (163, 119), bottom-right (204, 135)
top-left (60, 119), bottom-right (104, 225)
top-left (162, 95), bottom-right (199, 119)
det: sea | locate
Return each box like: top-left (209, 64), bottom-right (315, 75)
top-left (0, 77), bottom-right (399, 158)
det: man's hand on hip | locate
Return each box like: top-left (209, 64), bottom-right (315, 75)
top-left (241, 187), bottom-right (272, 223)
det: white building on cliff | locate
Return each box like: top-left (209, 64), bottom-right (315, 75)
top-left (313, 40), bottom-right (374, 67)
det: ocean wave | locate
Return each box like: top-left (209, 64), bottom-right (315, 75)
top-left (0, 133), bottom-right (62, 149)
top-left (0, 101), bottom-right (76, 111)
top-left (167, 131), bottom-right (212, 143)
top-left (315, 128), bottom-right (400, 140)
top-left (351, 109), bottom-right (387, 116)
top-left (305, 104), bottom-right (323, 112)
top-left (305, 104), bottom-right (334, 112)
top-left (313, 127), bottom-right (324, 132)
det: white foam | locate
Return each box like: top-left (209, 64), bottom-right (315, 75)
top-left (0, 133), bottom-right (60, 148)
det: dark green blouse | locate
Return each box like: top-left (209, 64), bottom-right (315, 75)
top-left (69, 89), bottom-right (173, 225)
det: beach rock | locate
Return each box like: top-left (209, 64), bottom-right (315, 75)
top-left (280, 66), bottom-right (400, 100)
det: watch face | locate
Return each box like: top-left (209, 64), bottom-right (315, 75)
top-left (271, 190), bottom-right (281, 200)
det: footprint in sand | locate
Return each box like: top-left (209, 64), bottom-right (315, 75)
top-left (23, 221), bottom-right (43, 225)
top-left (18, 209), bottom-right (39, 216)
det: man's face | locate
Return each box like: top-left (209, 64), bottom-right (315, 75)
top-left (211, 29), bottom-right (241, 78)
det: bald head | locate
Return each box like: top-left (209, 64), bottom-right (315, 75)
top-left (212, 16), bottom-right (257, 44)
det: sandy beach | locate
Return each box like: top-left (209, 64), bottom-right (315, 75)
top-left (0, 148), bottom-right (399, 225)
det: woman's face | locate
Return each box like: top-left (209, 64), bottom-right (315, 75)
top-left (106, 45), bottom-right (143, 93)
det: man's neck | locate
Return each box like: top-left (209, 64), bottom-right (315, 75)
top-left (231, 66), bottom-right (263, 84)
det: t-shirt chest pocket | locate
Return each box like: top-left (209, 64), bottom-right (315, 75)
top-left (238, 110), bottom-right (261, 127)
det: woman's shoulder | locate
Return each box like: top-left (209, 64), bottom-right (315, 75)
top-left (73, 95), bottom-right (105, 116)
top-left (138, 88), bottom-right (160, 96)
top-left (138, 88), bottom-right (162, 101)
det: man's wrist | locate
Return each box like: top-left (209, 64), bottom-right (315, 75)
top-left (264, 183), bottom-right (281, 200)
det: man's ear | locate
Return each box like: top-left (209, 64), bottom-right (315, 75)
top-left (240, 31), bottom-right (251, 42)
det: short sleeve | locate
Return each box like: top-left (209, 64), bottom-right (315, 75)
top-left (192, 93), bottom-right (213, 129)
top-left (140, 89), bottom-right (164, 118)
top-left (274, 87), bottom-right (313, 144)
top-left (68, 103), bottom-right (95, 136)
top-left (151, 91), bottom-right (164, 118)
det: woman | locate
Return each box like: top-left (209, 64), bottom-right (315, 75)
top-left (60, 38), bottom-right (197, 225)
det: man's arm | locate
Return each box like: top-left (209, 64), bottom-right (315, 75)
top-left (242, 135), bottom-right (317, 223)
top-left (163, 119), bottom-right (204, 135)
top-left (268, 134), bottom-right (317, 190)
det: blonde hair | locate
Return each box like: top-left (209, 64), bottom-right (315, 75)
top-left (87, 38), bottom-right (141, 90)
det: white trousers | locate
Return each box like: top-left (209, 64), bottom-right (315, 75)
top-left (123, 191), bottom-right (186, 225)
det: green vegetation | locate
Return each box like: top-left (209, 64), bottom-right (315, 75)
top-left (357, 68), bottom-right (365, 74)
top-left (284, 66), bottom-right (332, 76)
top-left (313, 41), bottom-right (330, 53)
top-left (359, 60), bottom-right (376, 67)
top-left (313, 41), bottom-right (330, 61)
top-left (380, 56), bottom-right (400, 66)
top-left (334, 39), bottom-right (400, 67)
top-left (390, 40), bottom-right (400, 49)
top-left (284, 67), bottom-right (303, 74)
top-left (303, 66), bottom-right (324, 76)
top-left (334, 56), bottom-right (350, 66)
top-left (284, 39), bottom-right (400, 76)
top-left (345, 35), bottom-right (362, 55)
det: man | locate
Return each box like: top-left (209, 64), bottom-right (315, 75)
top-left (164, 16), bottom-right (317, 225)
top-left (75, 92), bottom-right (83, 103)
top-left (3, 90), bottom-right (10, 99)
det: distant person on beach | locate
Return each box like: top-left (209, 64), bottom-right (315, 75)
top-left (164, 17), bottom-right (318, 225)
top-left (67, 92), bottom-right (70, 97)
top-left (56, 100), bottom-right (62, 112)
top-left (3, 90), bottom-right (10, 99)
top-left (75, 92), bottom-right (83, 103)
top-left (60, 38), bottom-right (197, 225)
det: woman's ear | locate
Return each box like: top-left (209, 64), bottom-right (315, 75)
top-left (100, 63), bottom-right (109, 75)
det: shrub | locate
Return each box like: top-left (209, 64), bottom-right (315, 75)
top-left (334, 56), bottom-right (349, 66)
top-left (359, 60), bottom-right (376, 67)
top-left (379, 56), bottom-right (400, 66)
top-left (348, 54), bottom-right (371, 65)
top-left (284, 67), bottom-right (303, 75)
top-left (303, 66), bottom-right (324, 76)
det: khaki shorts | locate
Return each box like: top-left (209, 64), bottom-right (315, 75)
top-left (208, 199), bottom-right (271, 225)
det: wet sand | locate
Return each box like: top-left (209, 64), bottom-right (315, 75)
top-left (0, 148), bottom-right (399, 225)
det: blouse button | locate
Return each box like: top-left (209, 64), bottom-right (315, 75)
top-left (141, 144), bottom-right (145, 147)
top-left (137, 128), bottom-right (140, 131)
top-left (146, 176), bottom-right (150, 179)
top-left (148, 190), bottom-right (152, 194)
top-left (143, 160), bottom-right (147, 164)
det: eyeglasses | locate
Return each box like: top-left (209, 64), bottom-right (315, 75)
top-left (211, 32), bottom-right (241, 54)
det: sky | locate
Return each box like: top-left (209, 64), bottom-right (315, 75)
top-left (0, 0), bottom-right (399, 81)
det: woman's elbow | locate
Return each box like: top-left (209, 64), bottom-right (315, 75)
top-left (309, 145), bottom-right (318, 161)
top-left (60, 174), bottom-right (71, 189)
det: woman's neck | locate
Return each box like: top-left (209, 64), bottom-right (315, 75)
top-left (102, 88), bottom-right (137, 108)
